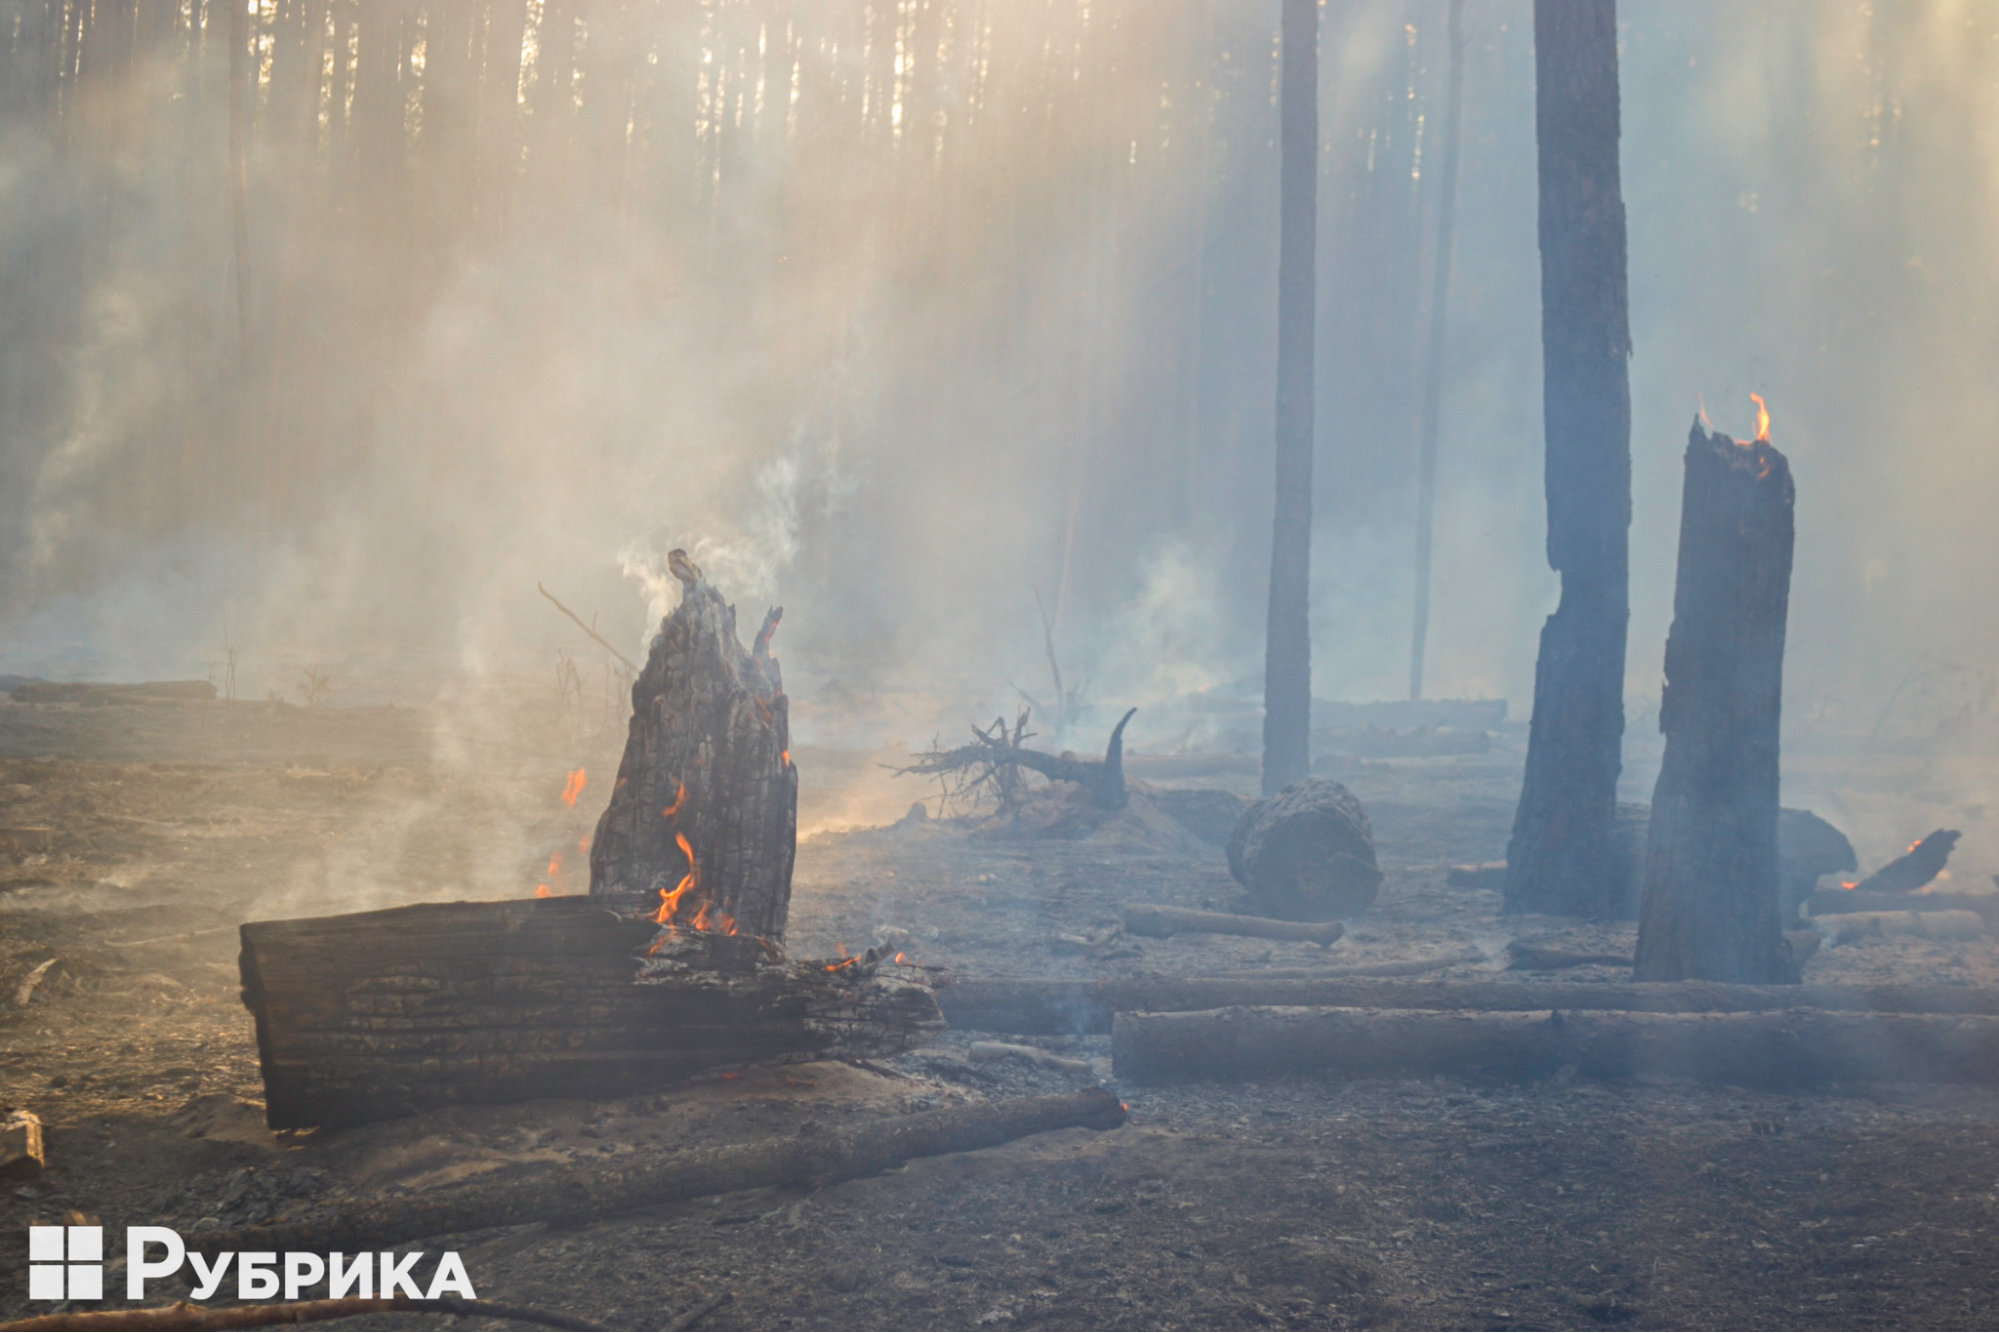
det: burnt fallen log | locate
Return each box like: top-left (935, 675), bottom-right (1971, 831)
top-left (936, 975), bottom-right (1999, 1036)
top-left (239, 898), bottom-right (942, 1130)
top-left (1636, 412), bottom-right (1797, 983)
top-left (1119, 904), bottom-right (1344, 947)
top-left (1851, 829), bottom-right (1961, 895)
top-left (1226, 778), bottom-right (1382, 920)
top-left (201, 1089), bottom-right (1127, 1255)
top-left (1113, 1005), bottom-right (1999, 1087)
top-left (1807, 888), bottom-right (1999, 925)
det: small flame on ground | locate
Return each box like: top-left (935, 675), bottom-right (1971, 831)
top-left (561, 768), bottom-right (588, 807)
top-left (535, 884), bottom-right (553, 898)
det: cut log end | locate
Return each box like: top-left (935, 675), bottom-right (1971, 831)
top-left (1226, 779), bottom-right (1381, 920)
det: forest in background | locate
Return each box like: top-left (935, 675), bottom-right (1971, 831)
top-left (2, 0), bottom-right (1996, 757)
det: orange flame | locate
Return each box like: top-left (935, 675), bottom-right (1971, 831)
top-left (654, 831), bottom-right (700, 924)
top-left (781, 750), bottom-right (791, 767)
top-left (561, 768), bottom-right (588, 807)
top-left (535, 884), bottom-right (553, 898)
top-left (661, 781), bottom-right (687, 821)
top-left (1750, 392), bottom-right (1770, 444)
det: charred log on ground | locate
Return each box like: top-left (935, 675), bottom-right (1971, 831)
top-left (1113, 1005), bottom-right (1999, 1087)
top-left (935, 975), bottom-right (1999, 1036)
top-left (239, 898), bottom-right (942, 1130)
top-left (1635, 416), bottom-right (1796, 983)
top-left (589, 550), bottom-right (796, 939)
top-left (1852, 829), bottom-right (1961, 895)
top-left (1226, 778), bottom-right (1381, 921)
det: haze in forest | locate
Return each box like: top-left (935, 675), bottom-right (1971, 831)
top-left (3, 0), bottom-right (1997, 768)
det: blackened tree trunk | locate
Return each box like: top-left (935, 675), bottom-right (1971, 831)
top-left (589, 551), bottom-right (798, 941)
top-left (1408, 0), bottom-right (1468, 703)
top-left (1634, 421), bottom-right (1796, 983)
top-left (1503, 0), bottom-right (1632, 917)
top-left (1262, 0), bottom-right (1320, 795)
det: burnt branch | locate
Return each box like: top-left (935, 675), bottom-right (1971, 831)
top-left (897, 707), bottom-right (1136, 812)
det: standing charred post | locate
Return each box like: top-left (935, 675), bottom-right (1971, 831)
top-left (1261, 0), bottom-right (1320, 795)
top-left (1635, 412), bottom-right (1796, 983)
top-left (589, 551), bottom-right (798, 942)
top-left (1503, 0), bottom-right (1633, 918)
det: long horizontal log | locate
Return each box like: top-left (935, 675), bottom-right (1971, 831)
top-left (0, 1296), bottom-right (604, 1333)
top-left (936, 975), bottom-right (1999, 1035)
top-left (1808, 888), bottom-right (1999, 924)
top-left (1119, 904), bottom-right (1343, 946)
top-left (200, 1088), bottom-right (1126, 1256)
top-left (1113, 1005), bottom-right (1999, 1086)
top-left (240, 898), bottom-right (942, 1130)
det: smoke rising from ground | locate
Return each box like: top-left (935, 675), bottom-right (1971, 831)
top-left (2, 0), bottom-right (1997, 772)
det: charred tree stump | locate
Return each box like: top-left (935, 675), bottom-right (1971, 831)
top-left (1634, 415), bottom-right (1796, 983)
top-left (1504, 0), bottom-right (1632, 919)
top-left (1226, 778), bottom-right (1382, 920)
top-left (239, 898), bottom-right (943, 1130)
top-left (588, 550), bottom-right (797, 938)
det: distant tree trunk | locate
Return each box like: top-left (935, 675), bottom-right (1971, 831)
top-left (227, 0), bottom-right (252, 361)
top-left (1502, 0), bottom-right (1632, 918)
top-left (1634, 420), bottom-right (1796, 983)
top-left (1262, 0), bottom-right (1319, 795)
top-left (1408, 0), bottom-right (1468, 702)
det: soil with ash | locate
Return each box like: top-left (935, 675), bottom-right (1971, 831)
top-left (2, 695), bottom-right (1998, 1330)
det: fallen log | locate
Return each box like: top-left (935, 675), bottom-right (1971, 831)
top-left (1817, 909), bottom-right (1984, 946)
top-left (936, 975), bottom-right (1999, 1036)
top-left (200, 1089), bottom-right (1127, 1256)
top-left (1113, 1005), bottom-right (1999, 1086)
top-left (1119, 904), bottom-right (1344, 947)
top-left (239, 897), bottom-right (943, 1130)
top-left (1226, 778), bottom-right (1382, 920)
top-left (0, 1296), bottom-right (605, 1332)
top-left (1851, 829), bottom-right (1961, 896)
top-left (1808, 888), bottom-right (1999, 925)
top-left (1504, 942), bottom-right (1629, 971)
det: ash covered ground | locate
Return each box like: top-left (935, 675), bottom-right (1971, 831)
top-left (2, 695), bottom-right (1998, 1330)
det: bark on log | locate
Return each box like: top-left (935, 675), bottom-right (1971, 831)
top-left (1635, 417), bottom-right (1796, 983)
top-left (937, 976), bottom-right (1999, 1036)
top-left (1504, 0), bottom-right (1632, 919)
top-left (239, 898), bottom-right (942, 1131)
top-left (1120, 904), bottom-right (1345, 946)
top-left (201, 1089), bottom-right (1127, 1255)
top-left (1852, 829), bottom-right (1961, 896)
top-left (589, 550), bottom-right (796, 937)
top-left (1113, 1005), bottom-right (1999, 1087)
top-left (1226, 778), bottom-right (1382, 920)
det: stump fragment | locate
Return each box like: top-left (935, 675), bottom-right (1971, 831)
top-left (1225, 778), bottom-right (1381, 920)
top-left (588, 551), bottom-right (796, 940)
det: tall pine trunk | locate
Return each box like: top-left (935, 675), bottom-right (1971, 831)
top-left (1262, 0), bottom-right (1319, 795)
top-left (1503, 0), bottom-right (1632, 918)
top-left (1408, 0), bottom-right (1468, 702)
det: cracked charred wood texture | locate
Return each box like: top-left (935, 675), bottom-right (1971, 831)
top-left (1226, 778), bottom-right (1382, 921)
top-left (1504, 0), bottom-right (1632, 918)
top-left (588, 552), bottom-right (797, 939)
top-left (239, 899), bottom-right (943, 1131)
top-left (1634, 422), bottom-right (1796, 983)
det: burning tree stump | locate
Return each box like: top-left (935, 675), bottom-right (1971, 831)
top-left (239, 898), bottom-right (943, 1130)
top-left (1634, 410), bottom-right (1796, 983)
top-left (588, 550), bottom-right (797, 939)
top-left (1225, 778), bottom-right (1382, 921)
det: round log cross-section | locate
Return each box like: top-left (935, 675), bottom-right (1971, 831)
top-left (1226, 778), bottom-right (1383, 920)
